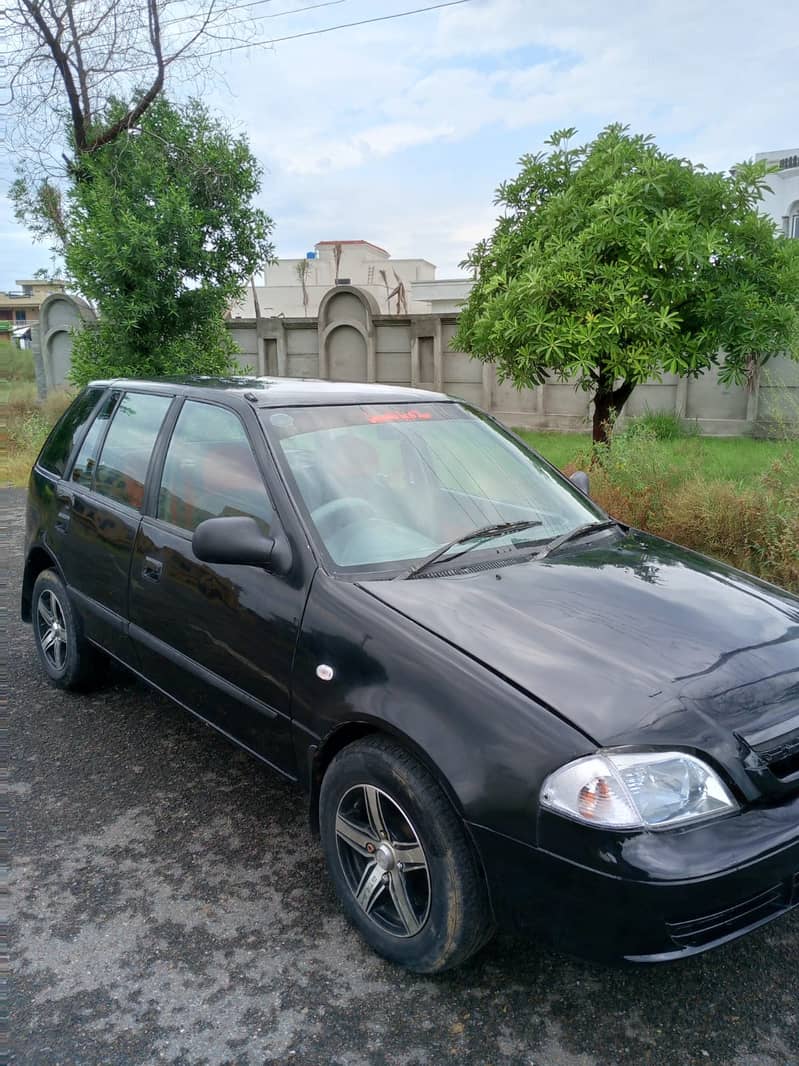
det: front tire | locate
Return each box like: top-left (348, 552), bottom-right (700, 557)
top-left (32, 569), bottom-right (106, 691)
top-left (319, 735), bottom-right (494, 973)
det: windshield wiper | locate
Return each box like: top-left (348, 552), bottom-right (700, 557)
top-left (397, 520), bottom-right (543, 580)
top-left (536, 519), bottom-right (621, 559)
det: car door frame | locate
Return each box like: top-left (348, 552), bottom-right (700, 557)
top-left (128, 390), bottom-right (319, 779)
top-left (56, 383), bottom-right (180, 660)
top-left (141, 391), bottom-right (317, 576)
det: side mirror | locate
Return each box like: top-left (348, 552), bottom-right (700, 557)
top-left (569, 470), bottom-right (590, 496)
top-left (192, 515), bottom-right (290, 573)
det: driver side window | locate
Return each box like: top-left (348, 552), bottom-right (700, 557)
top-left (158, 401), bottom-right (273, 534)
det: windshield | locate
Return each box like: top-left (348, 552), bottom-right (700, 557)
top-left (262, 402), bottom-right (603, 573)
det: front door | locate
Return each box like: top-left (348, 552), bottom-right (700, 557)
top-left (127, 399), bottom-right (302, 777)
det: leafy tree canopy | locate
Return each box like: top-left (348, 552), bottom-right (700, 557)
top-left (454, 125), bottom-right (799, 442)
top-left (13, 96), bottom-right (274, 384)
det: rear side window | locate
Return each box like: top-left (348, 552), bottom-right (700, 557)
top-left (94, 392), bottom-right (173, 511)
top-left (71, 391), bottom-right (120, 488)
top-left (158, 401), bottom-right (272, 533)
top-left (37, 387), bottom-right (103, 476)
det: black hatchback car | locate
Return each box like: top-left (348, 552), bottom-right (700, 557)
top-left (23, 377), bottom-right (799, 972)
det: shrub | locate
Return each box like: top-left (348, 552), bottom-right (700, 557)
top-left (69, 316), bottom-right (239, 387)
top-left (621, 409), bottom-right (698, 442)
top-left (2, 387), bottom-right (74, 486)
top-left (8, 408), bottom-right (50, 452)
top-left (570, 428), bottom-right (689, 528)
top-left (0, 346), bottom-right (37, 381)
top-left (39, 388), bottom-right (75, 427)
top-left (3, 379), bottom-right (38, 413)
top-left (583, 435), bottom-right (799, 593)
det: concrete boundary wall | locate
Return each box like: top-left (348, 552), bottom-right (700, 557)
top-left (228, 285), bottom-right (798, 436)
top-left (31, 292), bottom-right (96, 398)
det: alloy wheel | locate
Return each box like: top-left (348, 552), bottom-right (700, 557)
top-left (36, 588), bottom-right (68, 671)
top-left (335, 784), bottom-right (431, 938)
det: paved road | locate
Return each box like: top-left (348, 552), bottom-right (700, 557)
top-left (6, 486), bottom-right (799, 1066)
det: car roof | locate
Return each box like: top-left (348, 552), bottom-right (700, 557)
top-left (91, 376), bottom-right (452, 408)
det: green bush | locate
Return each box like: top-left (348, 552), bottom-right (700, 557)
top-left (620, 409), bottom-right (697, 441)
top-left (69, 316), bottom-right (239, 386)
top-left (583, 433), bottom-right (799, 592)
top-left (0, 345), bottom-right (37, 381)
top-left (9, 408), bottom-right (50, 452)
top-left (2, 387), bottom-right (74, 487)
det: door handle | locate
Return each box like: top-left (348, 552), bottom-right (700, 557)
top-left (142, 556), bottom-right (163, 582)
top-left (55, 491), bottom-right (72, 532)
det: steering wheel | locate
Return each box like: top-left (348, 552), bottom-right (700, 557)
top-left (311, 497), bottom-right (380, 541)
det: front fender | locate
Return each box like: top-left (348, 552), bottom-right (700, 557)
top-left (290, 572), bottom-right (591, 846)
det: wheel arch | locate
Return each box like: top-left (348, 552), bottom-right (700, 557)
top-left (21, 544), bottom-right (61, 623)
top-left (307, 717), bottom-right (468, 838)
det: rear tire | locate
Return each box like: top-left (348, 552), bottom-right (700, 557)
top-left (32, 569), bottom-right (107, 691)
top-left (319, 735), bottom-right (494, 973)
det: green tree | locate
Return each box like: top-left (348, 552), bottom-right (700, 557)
top-left (454, 125), bottom-right (799, 443)
top-left (14, 96), bottom-right (274, 383)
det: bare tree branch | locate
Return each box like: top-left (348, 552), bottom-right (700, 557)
top-left (19, 0), bottom-right (90, 153)
top-left (0, 0), bottom-right (251, 172)
top-left (64, 0), bottom-right (92, 126)
top-left (85, 0), bottom-right (166, 152)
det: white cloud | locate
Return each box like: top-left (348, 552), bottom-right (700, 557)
top-left (3, 0), bottom-right (798, 284)
top-left (267, 119), bottom-right (457, 175)
top-left (219, 0), bottom-right (799, 181)
top-left (218, 0), bottom-right (792, 274)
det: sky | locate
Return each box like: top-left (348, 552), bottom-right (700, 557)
top-left (2, 0), bottom-right (798, 290)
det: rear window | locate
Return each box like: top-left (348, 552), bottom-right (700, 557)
top-left (70, 391), bottom-right (120, 488)
top-left (94, 392), bottom-right (173, 511)
top-left (37, 387), bottom-right (104, 476)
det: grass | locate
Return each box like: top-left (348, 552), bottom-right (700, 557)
top-left (1, 376), bottom-right (75, 486)
top-left (519, 431), bottom-right (588, 471)
top-left (518, 430), bottom-right (795, 486)
top-left (517, 422), bottom-right (799, 593)
top-left (0, 344), bottom-right (38, 382)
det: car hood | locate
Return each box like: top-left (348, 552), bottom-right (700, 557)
top-left (358, 530), bottom-right (799, 752)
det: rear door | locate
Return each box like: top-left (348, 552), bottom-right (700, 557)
top-left (27, 385), bottom-right (106, 582)
top-left (56, 388), bottom-right (175, 660)
top-left (127, 399), bottom-right (302, 776)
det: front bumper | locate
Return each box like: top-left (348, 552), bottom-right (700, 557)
top-left (470, 793), bottom-right (799, 962)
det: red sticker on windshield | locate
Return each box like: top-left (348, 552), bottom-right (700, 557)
top-left (368, 409), bottom-right (433, 424)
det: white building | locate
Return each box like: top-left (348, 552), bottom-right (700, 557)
top-left (411, 277), bottom-right (474, 314)
top-left (229, 154), bottom-right (797, 324)
top-left (755, 149), bottom-right (799, 237)
top-left (229, 239), bottom-right (473, 319)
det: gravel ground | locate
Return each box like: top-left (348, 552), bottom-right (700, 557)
top-left (6, 486), bottom-right (799, 1066)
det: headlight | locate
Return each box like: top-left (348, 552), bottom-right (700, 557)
top-left (540, 751), bottom-right (738, 829)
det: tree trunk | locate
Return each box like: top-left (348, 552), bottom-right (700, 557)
top-left (592, 380), bottom-right (636, 444)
